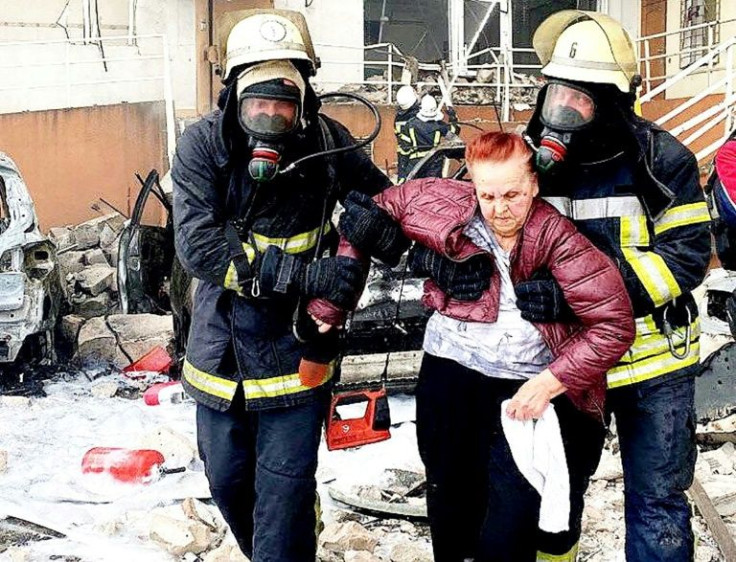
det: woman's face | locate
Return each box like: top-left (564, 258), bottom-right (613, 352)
top-left (470, 155), bottom-right (538, 241)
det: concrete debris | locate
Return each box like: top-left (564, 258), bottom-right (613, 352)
top-left (90, 380), bottom-right (119, 398)
top-left (74, 313), bottom-right (174, 368)
top-left (76, 264), bottom-right (115, 296)
top-left (701, 443), bottom-right (736, 475)
top-left (182, 498), bottom-right (222, 533)
top-left (149, 508), bottom-right (215, 556)
top-left (389, 542), bottom-right (433, 562)
top-left (55, 213), bottom-right (125, 318)
top-left (59, 314), bottom-right (86, 353)
top-left (138, 425), bottom-right (196, 471)
top-left (202, 536), bottom-right (250, 562)
top-left (704, 413), bottom-right (736, 433)
top-left (0, 449), bottom-right (7, 473)
top-left (319, 521), bottom-right (379, 554)
top-left (0, 396), bottom-right (31, 408)
top-left (344, 550), bottom-right (382, 562)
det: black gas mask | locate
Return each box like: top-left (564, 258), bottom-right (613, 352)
top-left (535, 81), bottom-right (596, 174)
top-left (238, 78), bottom-right (303, 182)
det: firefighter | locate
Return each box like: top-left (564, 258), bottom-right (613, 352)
top-left (404, 94), bottom-right (460, 179)
top-left (395, 84), bottom-right (419, 183)
top-left (334, 10), bottom-right (711, 562)
top-left (171, 9), bottom-right (390, 560)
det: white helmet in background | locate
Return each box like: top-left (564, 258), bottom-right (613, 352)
top-left (418, 95), bottom-right (441, 121)
top-left (396, 85), bottom-right (418, 110)
top-left (533, 10), bottom-right (638, 94)
top-left (220, 9), bottom-right (319, 83)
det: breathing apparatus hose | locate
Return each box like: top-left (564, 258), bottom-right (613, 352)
top-left (278, 92), bottom-right (382, 175)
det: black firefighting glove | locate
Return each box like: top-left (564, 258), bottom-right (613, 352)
top-left (255, 245), bottom-right (364, 309)
top-left (514, 269), bottom-right (574, 323)
top-left (408, 244), bottom-right (492, 301)
top-left (338, 191), bottom-right (411, 267)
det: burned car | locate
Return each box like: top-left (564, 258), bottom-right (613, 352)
top-left (0, 153), bottom-right (62, 364)
top-left (118, 142), bottom-right (468, 380)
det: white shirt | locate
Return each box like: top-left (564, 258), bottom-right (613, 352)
top-left (422, 213), bottom-right (553, 379)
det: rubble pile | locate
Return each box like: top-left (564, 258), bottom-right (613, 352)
top-left (319, 68), bottom-right (543, 108)
top-left (50, 212), bottom-right (126, 320)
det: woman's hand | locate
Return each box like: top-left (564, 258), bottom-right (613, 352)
top-left (505, 369), bottom-right (567, 421)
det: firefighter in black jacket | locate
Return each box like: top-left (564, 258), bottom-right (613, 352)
top-left (172, 10), bottom-right (391, 561)
top-left (336, 11), bottom-right (711, 562)
top-left (404, 94), bottom-right (460, 179)
top-left (394, 84), bottom-right (419, 183)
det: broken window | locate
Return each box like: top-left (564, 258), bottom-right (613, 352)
top-left (680, 0), bottom-right (720, 68)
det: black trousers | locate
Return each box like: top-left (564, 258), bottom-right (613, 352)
top-left (416, 353), bottom-right (605, 562)
top-left (196, 386), bottom-right (328, 562)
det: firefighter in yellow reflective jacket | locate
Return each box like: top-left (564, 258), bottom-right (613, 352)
top-left (171, 10), bottom-right (390, 561)
top-left (394, 84), bottom-right (419, 183)
top-left (517, 12), bottom-right (710, 562)
top-left (404, 94), bottom-right (460, 179)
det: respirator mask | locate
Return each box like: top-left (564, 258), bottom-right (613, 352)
top-left (236, 61), bottom-right (305, 182)
top-left (535, 82), bottom-right (596, 174)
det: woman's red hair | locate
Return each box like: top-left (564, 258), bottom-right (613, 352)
top-left (465, 131), bottom-right (533, 172)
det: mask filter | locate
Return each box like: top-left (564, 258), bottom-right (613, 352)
top-left (248, 140), bottom-right (282, 182)
top-left (535, 129), bottom-right (571, 174)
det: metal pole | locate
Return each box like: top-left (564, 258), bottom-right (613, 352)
top-left (499, 0), bottom-right (512, 122)
top-left (162, 36), bottom-right (176, 169)
top-left (387, 46), bottom-right (393, 104)
top-left (466, 1), bottom-right (498, 60)
top-left (727, 43), bottom-right (734, 135)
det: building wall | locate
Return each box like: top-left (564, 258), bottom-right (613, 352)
top-left (664, 0), bottom-right (736, 99)
top-left (276, 0), bottom-right (364, 87)
top-left (0, 102), bottom-right (167, 230)
top-left (0, 0), bottom-right (196, 114)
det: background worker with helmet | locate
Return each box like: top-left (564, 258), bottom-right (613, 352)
top-left (403, 94), bottom-right (460, 179)
top-left (517, 11), bottom-right (711, 561)
top-left (171, 9), bottom-right (391, 560)
top-left (394, 84), bottom-right (419, 183)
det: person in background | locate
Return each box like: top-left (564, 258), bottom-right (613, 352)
top-left (404, 94), bottom-right (460, 179)
top-left (309, 131), bottom-right (635, 561)
top-left (395, 84), bottom-right (420, 183)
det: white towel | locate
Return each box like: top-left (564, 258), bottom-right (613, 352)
top-left (500, 400), bottom-right (570, 533)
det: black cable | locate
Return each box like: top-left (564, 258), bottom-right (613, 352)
top-left (279, 92), bottom-right (382, 174)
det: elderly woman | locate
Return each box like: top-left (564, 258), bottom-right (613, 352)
top-left (310, 132), bottom-right (634, 562)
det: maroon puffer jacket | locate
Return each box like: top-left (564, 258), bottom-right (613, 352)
top-left (310, 178), bottom-right (635, 420)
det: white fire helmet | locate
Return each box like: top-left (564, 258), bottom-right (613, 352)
top-left (220, 9), bottom-right (319, 83)
top-left (533, 10), bottom-right (638, 94)
top-left (396, 85), bottom-right (418, 110)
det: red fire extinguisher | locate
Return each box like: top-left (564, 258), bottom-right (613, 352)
top-left (81, 447), bottom-right (185, 484)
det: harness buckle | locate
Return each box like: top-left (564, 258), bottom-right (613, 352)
top-left (662, 302), bottom-right (692, 360)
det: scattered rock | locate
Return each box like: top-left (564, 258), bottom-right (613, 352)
top-left (71, 291), bottom-right (113, 319)
top-left (0, 396), bottom-right (31, 408)
top-left (182, 498), bottom-right (221, 533)
top-left (345, 550), bottom-right (382, 562)
top-left (76, 317), bottom-right (117, 363)
top-left (58, 251), bottom-right (86, 275)
top-left (149, 510), bottom-right (214, 556)
top-left (319, 521), bottom-right (379, 554)
top-left (389, 541), bottom-right (432, 562)
top-left (139, 426), bottom-right (196, 469)
top-left (48, 226), bottom-right (74, 251)
top-left (76, 265), bottom-right (115, 296)
top-left (91, 381), bottom-right (119, 398)
top-left (202, 539), bottom-right (249, 562)
top-left (84, 248), bottom-right (108, 266)
top-left (60, 314), bottom-right (86, 347)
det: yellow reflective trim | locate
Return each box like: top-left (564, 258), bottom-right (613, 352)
top-left (622, 248), bottom-right (681, 307)
top-left (409, 127), bottom-right (418, 149)
top-left (252, 222), bottom-right (331, 255)
top-left (182, 359), bottom-right (238, 401)
top-left (242, 363), bottom-right (335, 399)
top-left (622, 319), bottom-right (700, 363)
top-left (223, 243), bottom-right (256, 292)
top-left (433, 130), bottom-right (441, 147)
top-left (537, 542), bottom-right (579, 561)
top-left (620, 215), bottom-right (650, 247)
top-left (607, 341), bottom-right (700, 388)
top-left (653, 202), bottom-right (711, 236)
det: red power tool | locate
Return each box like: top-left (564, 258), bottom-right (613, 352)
top-left (325, 368), bottom-right (391, 451)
